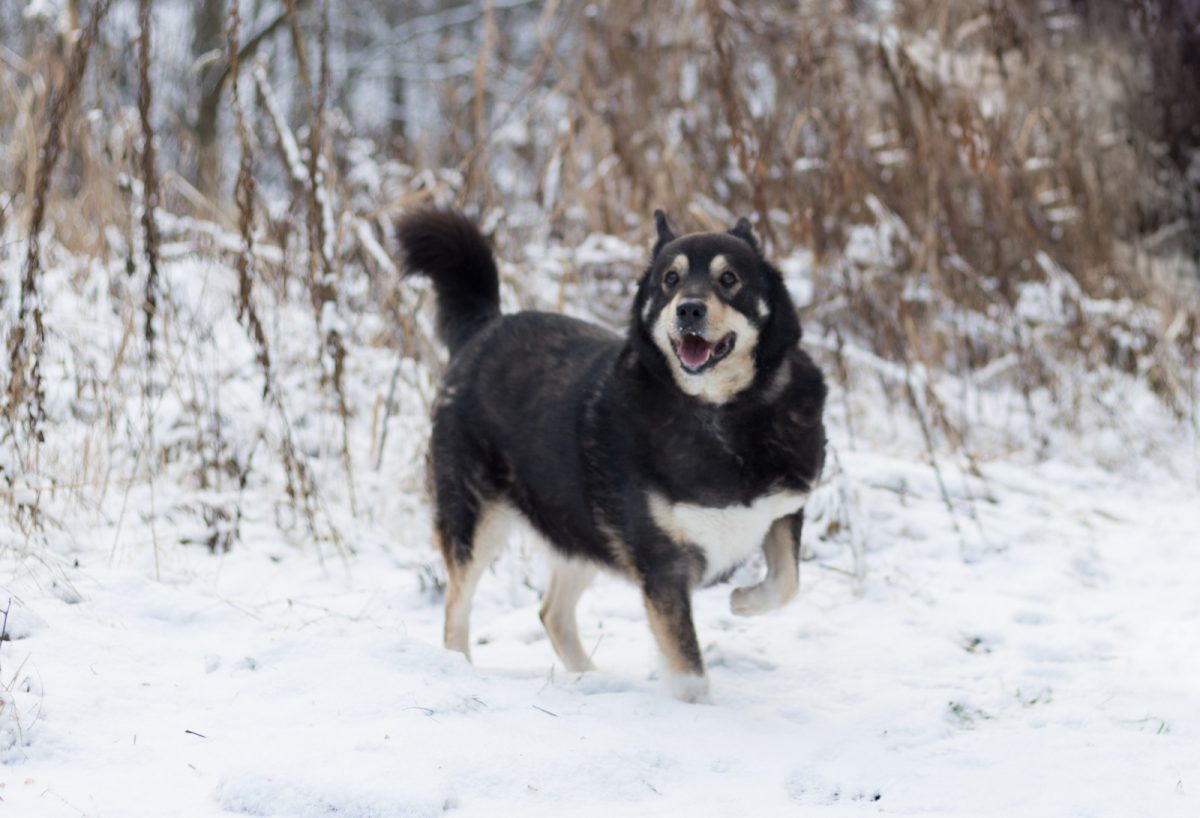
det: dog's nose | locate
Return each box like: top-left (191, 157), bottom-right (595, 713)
top-left (676, 300), bottom-right (707, 321)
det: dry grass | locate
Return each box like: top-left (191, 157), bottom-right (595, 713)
top-left (0, 0), bottom-right (1195, 550)
top-left (4, 0), bottom-right (114, 477)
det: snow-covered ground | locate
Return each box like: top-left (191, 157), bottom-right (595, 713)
top-left (3, 406), bottom-right (1198, 816)
top-left (2, 231), bottom-right (1198, 816)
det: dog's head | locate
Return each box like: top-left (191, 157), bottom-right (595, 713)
top-left (631, 211), bottom-right (800, 404)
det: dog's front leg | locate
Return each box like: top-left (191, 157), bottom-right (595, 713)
top-left (731, 511), bottom-right (803, 616)
top-left (642, 561), bottom-right (709, 703)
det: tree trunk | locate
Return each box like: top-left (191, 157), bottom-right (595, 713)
top-left (192, 0), bottom-right (227, 197)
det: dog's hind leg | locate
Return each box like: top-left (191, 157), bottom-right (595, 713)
top-left (539, 559), bottom-right (597, 672)
top-left (440, 502), bottom-right (511, 661)
top-left (730, 511), bottom-right (803, 616)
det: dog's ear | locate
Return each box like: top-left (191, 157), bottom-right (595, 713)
top-left (729, 217), bottom-right (761, 253)
top-left (652, 209), bottom-right (677, 259)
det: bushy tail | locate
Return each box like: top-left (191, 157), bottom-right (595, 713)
top-left (396, 208), bottom-right (501, 354)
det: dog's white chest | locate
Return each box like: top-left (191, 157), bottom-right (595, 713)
top-left (649, 490), bottom-right (808, 582)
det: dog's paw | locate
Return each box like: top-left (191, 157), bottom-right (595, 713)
top-left (730, 583), bottom-right (773, 616)
top-left (731, 579), bottom-right (798, 616)
top-left (667, 672), bottom-right (711, 704)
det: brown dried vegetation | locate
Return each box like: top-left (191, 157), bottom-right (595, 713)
top-left (0, 0), bottom-right (1195, 551)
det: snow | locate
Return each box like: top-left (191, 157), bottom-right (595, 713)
top-left (21, 0), bottom-right (62, 25)
top-left (2, 221), bottom-right (1199, 816)
top-left (4, 391), bottom-right (1199, 816)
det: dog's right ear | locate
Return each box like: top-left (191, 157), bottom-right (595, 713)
top-left (651, 209), bottom-right (677, 259)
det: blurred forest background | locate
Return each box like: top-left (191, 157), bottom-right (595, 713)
top-left (0, 0), bottom-right (1197, 561)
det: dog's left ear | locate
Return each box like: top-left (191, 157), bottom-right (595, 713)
top-left (729, 217), bottom-right (761, 253)
top-left (652, 209), bottom-right (677, 259)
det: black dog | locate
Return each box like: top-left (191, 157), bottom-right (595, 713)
top-left (397, 209), bottom-right (826, 701)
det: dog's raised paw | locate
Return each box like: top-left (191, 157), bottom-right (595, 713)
top-left (730, 584), bottom-right (772, 616)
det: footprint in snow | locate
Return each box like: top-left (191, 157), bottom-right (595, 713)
top-left (786, 772), bottom-right (882, 805)
top-left (704, 648), bottom-right (778, 672)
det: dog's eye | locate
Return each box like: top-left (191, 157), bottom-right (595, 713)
top-left (664, 270), bottom-right (679, 287)
top-left (719, 271), bottom-right (738, 288)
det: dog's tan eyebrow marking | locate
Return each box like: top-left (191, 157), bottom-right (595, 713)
top-left (710, 254), bottom-right (743, 295)
top-left (669, 254), bottom-right (688, 274)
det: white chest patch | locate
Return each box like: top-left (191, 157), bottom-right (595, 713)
top-left (648, 490), bottom-right (808, 582)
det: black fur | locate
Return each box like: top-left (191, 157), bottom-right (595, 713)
top-left (399, 208), bottom-right (827, 697)
top-left (728, 216), bottom-right (759, 250)
top-left (652, 209), bottom-right (677, 258)
top-left (396, 208), bottom-right (500, 353)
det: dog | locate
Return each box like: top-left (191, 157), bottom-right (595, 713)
top-left (397, 208), bottom-right (827, 702)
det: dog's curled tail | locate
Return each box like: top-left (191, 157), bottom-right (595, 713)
top-left (396, 208), bottom-right (501, 354)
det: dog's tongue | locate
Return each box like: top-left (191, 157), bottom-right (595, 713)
top-left (678, 334), bottom-right (714, 369)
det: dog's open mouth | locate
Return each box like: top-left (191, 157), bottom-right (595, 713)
top-left (673, 332), bottom-right (736, 373)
